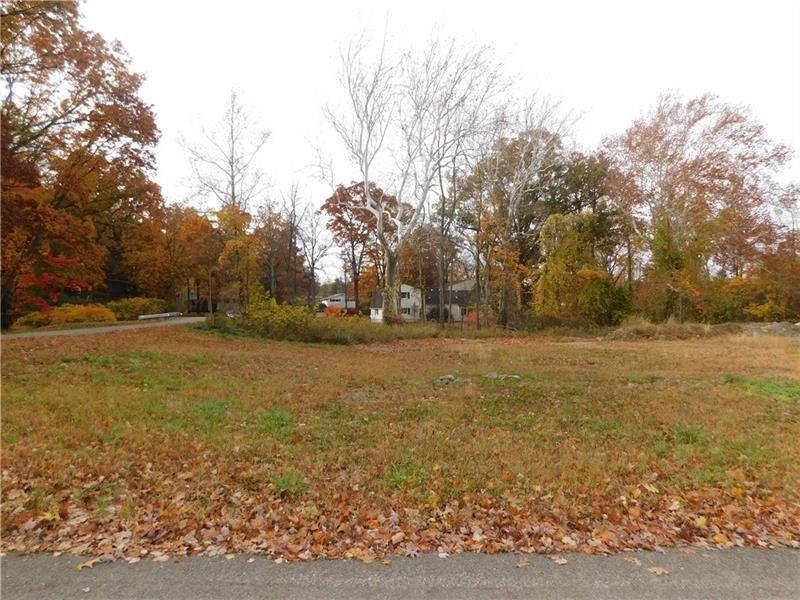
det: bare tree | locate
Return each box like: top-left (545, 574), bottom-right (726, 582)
top-left (298, 206), bottom-right (334, 306)
top-left (182, 89), bottom-right (270, 210)
top-left (327, 34), bottom-right (506, 322)
top-left (282, 185), bottom-right (305, 303)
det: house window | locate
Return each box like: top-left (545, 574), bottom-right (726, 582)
top-left (402, 308), bottom-right (411, 315)
top-left (401, 291), bottom-right (410, 299)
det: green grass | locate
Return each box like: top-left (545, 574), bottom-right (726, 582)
top-left (258, 409), bottom-right (294, 435)
top-left (272, 469), bottom-right (308, 496)
top-left (725, 374), bottom-right (800, 404)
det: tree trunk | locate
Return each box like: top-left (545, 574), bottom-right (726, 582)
top-left (384, 251), bottom-right (399, 324)
top-left (208, 265), bottom-right (214, 315)
top-left (626, 236), bottom-right (633, 295)
top-left (437, 250), bottom-right (446, 325)
top-left (1, 277), bottom-right (15, 330)
top-left (474, 251), bottom-right (482, 330)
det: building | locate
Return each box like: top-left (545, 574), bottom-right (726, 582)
top-left (370, 284), bottom-right (422, 322)
top-left (320, 293), bottom-right (357, 312)
top-left (425, 280), bottom-right (475, 322)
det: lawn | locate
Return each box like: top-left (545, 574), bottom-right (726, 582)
top-left (1, 326), bottom-right (798, 560)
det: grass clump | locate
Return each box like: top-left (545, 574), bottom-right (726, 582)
top-left (259, 409), bottom-right (294, 435)
top-left (272, 469), bottom-right (308, 496)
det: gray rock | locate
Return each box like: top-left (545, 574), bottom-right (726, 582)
top-left (483, 372), bottom-right (521, 381)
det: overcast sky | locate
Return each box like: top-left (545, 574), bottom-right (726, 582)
top-left (83, 0), bottom-right (799, 255)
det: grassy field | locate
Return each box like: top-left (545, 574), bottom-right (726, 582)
top-left (2, 325), bottom-right (798, 560)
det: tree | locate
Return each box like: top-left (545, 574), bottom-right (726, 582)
top-left (1, 0), bottom-right (160, 327)
top-left (253, 204), bottom-right (307, 303)
top-left (182, 90), bottom-right (269, 210)
top-left (320, 181), bottom-right (383, 313)
top-left (298, 204), bottom-right (333, 306)
top-left (180, 210), bottom-right (224, 313)
top-left (327, 35), bottom-right (505, 322)
top-left (216, 203), bottom-right (256, 310)
top-left (121, 205), bottom-right (191, 299)
top-left (534, 211), bottom-right (627, 325)
top-left (605, 94), bottom-right (791, 321)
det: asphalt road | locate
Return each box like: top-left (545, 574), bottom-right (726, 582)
top-left (1, 317), bottom-right (206, 340)
top-left (2, 549), bottom-right (798, 600)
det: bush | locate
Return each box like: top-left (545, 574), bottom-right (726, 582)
top-left (426, 306), bottom-right (450, 322)
top-left (13, 311), bottom-right (52, 328)
top-left (245, 293), bottom-right (313, 340)
top-left (323, 305), bottom-right (345, 317)
top-left (106, 297), bottom-right (169, 321)
top-left (575, 269), bottom-right (629, 325)
top-left (51, 304), bottom-right (117, 325)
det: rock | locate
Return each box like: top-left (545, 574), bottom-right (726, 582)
top-left (437, 374), bottom-right (471, 386)
top-left (483, 372), bottom-right (520, 381)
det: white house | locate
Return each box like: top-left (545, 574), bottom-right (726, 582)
top-left (320, 293), bottom-right (357, 311)
top-left (370, 284), bottom-right (422, 322)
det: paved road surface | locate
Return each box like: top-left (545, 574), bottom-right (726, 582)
top-left (2, 550), bottom-right (798, 599)
top-left (1, 317), bottom-right (205, 340)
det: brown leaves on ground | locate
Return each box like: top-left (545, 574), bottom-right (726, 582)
top-left (2, 467), bottom-right (798, 562)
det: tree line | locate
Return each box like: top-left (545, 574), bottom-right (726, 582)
top-left (2, 1), bottom-right (798, 329)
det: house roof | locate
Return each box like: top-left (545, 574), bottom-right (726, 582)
top-left (425, 289), bottom-right (472, 307)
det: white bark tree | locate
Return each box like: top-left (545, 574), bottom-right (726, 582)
top-left (327, 35), bottom-right (506, 322)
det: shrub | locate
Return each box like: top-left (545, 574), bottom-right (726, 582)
top-left (51, 304), bottom-right (117, 325)
top-left (426, 306), bottom-right (450, 322)
top-left (245, 293), bottom-right (313, 340)
top-left (106, 297), bottom-right (169, 321)
top-left (575, 269), bottom-right (629, 325)
top-left (323, 305), bottom-right (345, 317)
top-left (13, 311), bottom-right (52, 328)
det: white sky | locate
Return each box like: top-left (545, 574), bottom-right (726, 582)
top-left (83, 0), bottom-right (800, 280)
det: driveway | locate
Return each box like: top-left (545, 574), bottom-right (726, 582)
top-left (2, 549), bottom-right (798, 599)
top-left (1, 317), bottom-right (206, 340)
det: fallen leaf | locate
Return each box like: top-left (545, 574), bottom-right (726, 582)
top-left (694, 516), bottom-right (707, 528)
top-left (548, 555), bottom-right (568, 565)
top-left (713, 533), bottom-right (730, 544)
top-left (82, 587), bottom-right (90, 593)
top-left (648, 567), bottom-right (670, 576)
top-left (516, 558), bottom-right (530, 568)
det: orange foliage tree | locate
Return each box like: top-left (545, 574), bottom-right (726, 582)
top-left (1, 0), bottom-right (160, 327)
